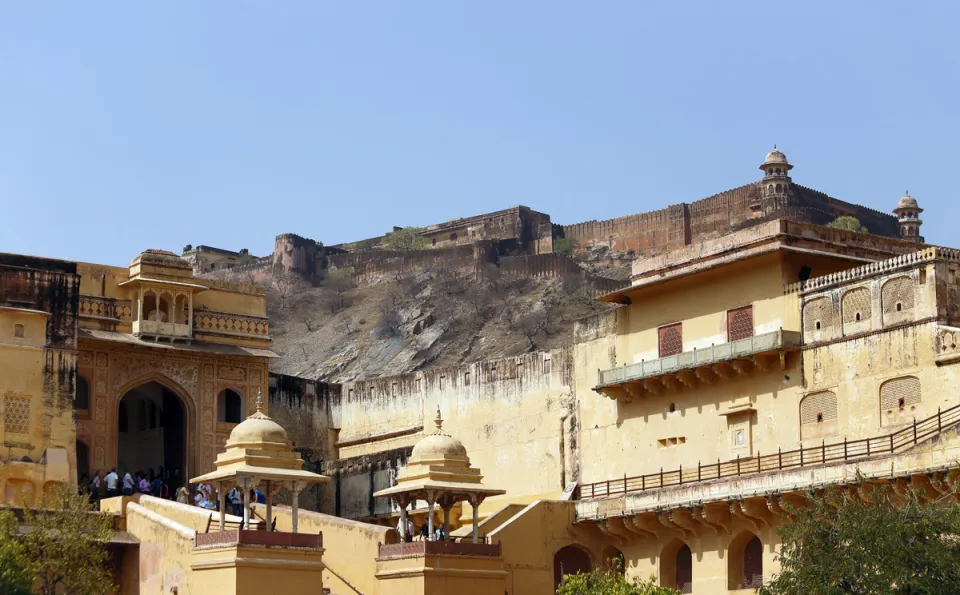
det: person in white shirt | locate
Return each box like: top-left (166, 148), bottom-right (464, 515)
top-left (228, 487), bottom-right (243, 517)
top-left (104, 468), bottom-right (119, 498)
top-left (90, 470), bottom-right (102, 500)
top-left (121, 471), bottom-right (135, 496)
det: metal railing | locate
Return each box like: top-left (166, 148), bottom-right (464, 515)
top-left (598, 329), bottom-right (801, 387)
top-left (580, 403), bottom-right (960, 500)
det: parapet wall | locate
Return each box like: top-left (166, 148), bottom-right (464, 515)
top-left (560, 182), bottom-right (901, 259)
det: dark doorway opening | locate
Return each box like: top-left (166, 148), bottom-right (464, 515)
top-left (554, 545), bottom-right (592, 590)
top-left (117, 382), bottom-right (186, 490)
top-left (76, 440), bottom-right (90, 484)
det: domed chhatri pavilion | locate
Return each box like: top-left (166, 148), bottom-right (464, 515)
top-left (374, 408), bottom-right (505, 543)
top-left (191, 390), bottom-right (328, 533)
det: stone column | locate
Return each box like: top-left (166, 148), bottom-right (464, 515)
top-left (264, 480), bottom-right (272, 531)
top-left (292, 481), bottom-right (302, 534)
top-left (217, 481), bottom-right (225, 531)
top-left (442, 505), bottom-right (450, 541)
top-left (426, 491), bottom-right (436, 541)
top-left (242, 477), bottom-right (251, 530)
top-left (470, 493), bottom-right (485, 544)
top-left (398, 496), bottom-right (408, 541)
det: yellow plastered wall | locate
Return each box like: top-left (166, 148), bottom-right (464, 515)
top-left (261, 503), bottom-right (392, 595)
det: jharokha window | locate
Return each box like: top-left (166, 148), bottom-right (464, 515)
top-left (658, 323), bottom-right (683, 357)
top-left (727, 305), bottom-right (755, 341)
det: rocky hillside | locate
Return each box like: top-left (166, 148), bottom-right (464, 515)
top-left (266, 268), bottom-right (615, 382)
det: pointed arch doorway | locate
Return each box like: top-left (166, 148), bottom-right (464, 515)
top-left (116, 381), bottom-right (188, 490)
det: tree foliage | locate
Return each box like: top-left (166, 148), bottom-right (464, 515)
top-left (381, 227), bottom-right (429, 251)
top-left (827, 216), bottom-right (868, 233)
top-left (0, 510), bottom-right (32, 595)
top-left (557, 563), bottom-right (679, 595)
top-left (0, 486), bottom-right (116, 595)
top-left (553, 236), bottom-right (577, 255)
top-left (761, 479), bottom-right (960, 594)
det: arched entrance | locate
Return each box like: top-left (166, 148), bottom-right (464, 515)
top-left (76, 440), bottom-right (90, 484)
top-left (117, 381), bottom-right (187, 489)
top-left (554, 544), bottom-right (592, 589)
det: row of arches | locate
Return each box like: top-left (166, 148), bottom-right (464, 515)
top-left (553, 532), bottom-right (764, 592)
top-left (803, 276), bottom-right (917, 338)
top-left (138, 289), bottom-right (189, 324)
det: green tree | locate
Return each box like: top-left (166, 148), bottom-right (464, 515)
top-left (827, 216), bottom-right (868, 233)
top-left (380, 227), bottom-right (429, 251)
top-left (19, 486), bottom-right (116, 595)
top-left (0, 509), bottom-right (32, 595)
top-left (557, 564), bottom-right (679, 595)
top-left (761, 480), bottom-right (960, 594)
top-left (553, 236), bottom-right (577, 255)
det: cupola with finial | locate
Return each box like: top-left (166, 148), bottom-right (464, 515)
top-left (893, 191), bottom-right (924, 243)
top-left (758, 145), bottom-right (794, 200)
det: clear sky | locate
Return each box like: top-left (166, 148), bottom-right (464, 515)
top-left (1, 2), bottom-right (957, 265)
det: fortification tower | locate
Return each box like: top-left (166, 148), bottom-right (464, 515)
top-left (893, 191), bottom-right (924, 242)
top-left (758, 146), bottom-right (793, 214)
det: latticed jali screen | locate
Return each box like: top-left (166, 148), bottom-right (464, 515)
top-left (842, 287), bottom-right (872, 324)
top-left (881, 376), bottom-right (921, 411)
top-left (658, 323), bottom-right (683, 357)
top-left (727, 305), bottom-right (754, 341)
top-left (4, 394), bottom-right (30, 435)
top-left (803, 297), bottom-right (832, 333)
top-left (800, 391), bottom-right (838, 424)
top-left (881, 276), bottom-right (915, 313)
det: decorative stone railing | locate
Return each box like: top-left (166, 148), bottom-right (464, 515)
top-left (784, 247), bottom-right (960, 295)
top-left (597, 329), bottom-right (801, 389)
top-left (133, 320), bottom-right (191, 339)
top-left (377, 539), bottom-right (501, 560)
top-left (78, 295), bottom-right (132, 322)
top-left (194, 528), bottom-right (322, 549)
top-left (193, 310), bottom-right (270, 339)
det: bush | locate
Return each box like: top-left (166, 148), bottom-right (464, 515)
top-left (381, 227), bottom-right (429, 251)
top-left (557, 563), bottom-right (679, 595)
top-left (826, 216), bottom-right (868, 233)
top-left (554, 236), bottom-right (577, 255)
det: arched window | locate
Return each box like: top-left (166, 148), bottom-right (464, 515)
top-left (743, 536), bottom-right (763, 588)
top-left (174, 294), bottom-right (189, 324)
top-left (775, 184), bottom-right (782, 193)
top-left (450, 232), bottom-right (457, 241)
top-left (217, 389), bottom-right (243, 423)
top-left (729, 532), bottom-right (763, 590)
top-left (553, 545), bottom-right (591, 590)
top-left (142, 291), bottom-right (157, 321)
top-left (660, 539), bottom-right (692, 593)
top-left (75, 375), bottom-right (90, 410)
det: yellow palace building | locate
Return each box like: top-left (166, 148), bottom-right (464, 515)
top-left (3, 153), bottom-right (960, 594)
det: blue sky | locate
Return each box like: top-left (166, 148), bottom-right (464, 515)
top-left (1, 2), bottom-right (957, 264)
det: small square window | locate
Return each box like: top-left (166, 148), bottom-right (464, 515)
top-left (736, 430), bottom-right (745, 446)
top-left (14, 324), bottom-right (24, 338)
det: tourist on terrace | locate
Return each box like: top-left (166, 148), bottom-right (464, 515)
top-left (104, 468), bottom-right (119, 498)
top-left (138, 471), bottom-right (151, 494)
top-left (175, 484), bottom-right (190, 505)
top-left (121, 470), bottom-right (135, 496)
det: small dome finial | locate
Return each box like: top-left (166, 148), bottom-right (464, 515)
top-left (435, 407), bottom-right (443, 433)
top-left (774, 143), bottom-right (777, 149)
top-left (256, 388), bottom-right (264, 413)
